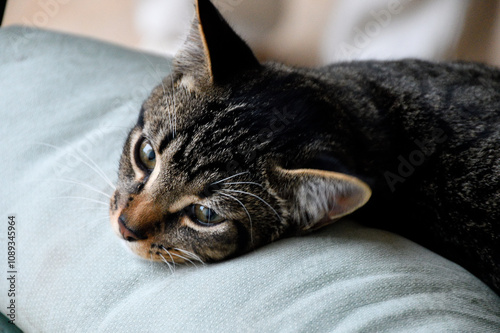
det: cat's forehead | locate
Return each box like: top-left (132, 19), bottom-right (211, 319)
top-left (135, 67), bottom-right (311, 181)
top-left (141, 81), bottom-right (245, 140)
top-left (133, 86), bottom-right (256, 186)
top-left (141, 77), bottom-right (221, 128)
top-left (141, 63), bottom-right (305, 130)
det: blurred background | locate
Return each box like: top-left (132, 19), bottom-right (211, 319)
top-left (2, 0), bottom-right (500, 67)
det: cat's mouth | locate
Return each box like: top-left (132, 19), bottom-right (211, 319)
top-left (111, 218), bottom-right (187, 264)
top-left (109, 201), bottom-right (199, 264)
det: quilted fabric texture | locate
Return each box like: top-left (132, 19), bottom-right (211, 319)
top-left (0, 27), bottom-right (499, 332)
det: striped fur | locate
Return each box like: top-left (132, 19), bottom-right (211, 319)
top-left (110, 0), bottom-right (499, 293)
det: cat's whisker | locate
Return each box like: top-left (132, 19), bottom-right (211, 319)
top-left (50, 196), bottom-right (109, 206)
top-left (34, 142), bottom-right (116, 190)
top-left (82, 216), bottom-right (110, 223)
top-left (71, 215), bottom-right (109, 224)
top-left (70, 207), bottom-right (109, 220)
top-left (163, 249), bottom-right (177, 272)
top-left (220, 181), bottom-right (264, 188)
top-left (218, 191), bottom-right (254, 247)
top-left (211, 171), bottom-right (250, 185)
top-left (67, 206), bottom-right (108, 217)
top-left (221, 189), bottom-right (282, 223)
top-left (142, 53), bottom-right (168, 97)
top-left (69, 217), bottom-right (108, 234)
top-left (141, 53), bottom-right (167, 100)
top-left (51, 178), bottom-right (112, 199)
top-left (163, 62), bottom-right (177, 139)
top-left (72, 207), bottom-right (109, 214)
top-left (141, 54), bottom-right (176, 140)
top-left (174, 248), bottom-right (206, 266)
top-left (62, 140), bottom-right (117, 190)
top-left (68, 216), bottom-right (108, 235)
top-left (166, 97), bottom-right (174, 140)
top-left (86, 218), bottom-right (110, 226)
top-left (161, 78), bottom-right (174, 140)
top-left (169, 63), bottom-right (177, 139)
top-left (103, 125), bottom-right (131, 129)
top-left (158, 253), bottom-right (175, 275)
top-left (72, 210), bottom-right (109, 218)
top-left (167, 250), bottom-right (197, 267)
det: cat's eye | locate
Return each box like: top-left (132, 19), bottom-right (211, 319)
top-left (138, 139), bottom-right (156, 170)
top-left (190, 204), bottom-right (225, 226)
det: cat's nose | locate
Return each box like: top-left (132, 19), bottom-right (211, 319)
top-left (118, 214), bottom-right (146, 242)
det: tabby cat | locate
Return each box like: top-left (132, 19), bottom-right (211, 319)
top-left (110, 0), bottom-right (500, 293)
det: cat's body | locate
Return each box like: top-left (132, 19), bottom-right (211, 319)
top-left (307, 60), bottom-right (500, 289)
top-left (110, 0), bottom-right (499, 294)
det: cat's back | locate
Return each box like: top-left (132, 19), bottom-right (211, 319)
top-left (316, 59), bottom-right (500, 289)
top-left (321, 59), bottom-right (500, 212)
top-left (322, 59), bottom-right (500, 88)
top-left (317, 59), bottom-right (500, 146)
top-left (320, 59), bottom-right (500, 113)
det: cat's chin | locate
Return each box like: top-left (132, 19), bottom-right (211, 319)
top-left (116, 236), bottom-right (193, 264)
top-left (117, 238), bottom-right (151, 260)
top-left (110, 214), bottom-right (193, 264)
top-left (109, 214), bottom-right (150, 260)
top-left (118, 239), bottom-right (162, 263)
top-left (118, 239), bottom-right (148, 260)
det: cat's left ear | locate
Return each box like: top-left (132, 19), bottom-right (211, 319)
top-left (268, 167), bottom-right (372, 233)
top-left (174, 0), bottom-right (260, 84)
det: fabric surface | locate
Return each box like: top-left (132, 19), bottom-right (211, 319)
top-left (0, 26), bottom-right (499, 333)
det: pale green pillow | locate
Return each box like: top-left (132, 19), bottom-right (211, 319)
top-left (1, 27), bottom-right (499, 332)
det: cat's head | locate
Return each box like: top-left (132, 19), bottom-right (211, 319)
top-left (109, 0), bottom-right (371, 263)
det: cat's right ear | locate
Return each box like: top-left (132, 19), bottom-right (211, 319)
top-left (268, 167), bottom-right (372, 233)
top-left (173, 0), bottom-right (260, 86)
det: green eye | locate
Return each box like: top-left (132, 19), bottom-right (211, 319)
top-left (192, 204), bottom-right (225, 225)
top-left (139, 140), bottom-right (156, 170)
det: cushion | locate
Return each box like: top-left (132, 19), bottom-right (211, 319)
top-left (1, 26), bottom-right (499, 332)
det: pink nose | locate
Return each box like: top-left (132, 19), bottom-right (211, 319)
top-left (118, 215), bottom-right (145, 242)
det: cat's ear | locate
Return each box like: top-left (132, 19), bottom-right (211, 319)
top-left (174, 0), bottom-right (260, 84)
top-left (268, 167), bottom-right (372, 232)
